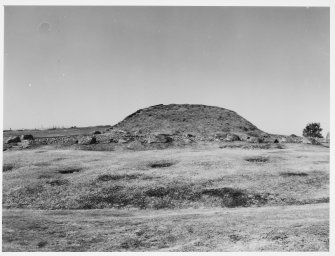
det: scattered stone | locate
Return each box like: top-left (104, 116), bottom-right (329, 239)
top-left (147, 134), bottom-right (173, 143)
top-left (118, 138), bottom-right (130, 144)
top-left (78, 136), bottom-right (97, 145)
top-left (281, 137), bottom-right (287, 143)
top-left (225, 133), bottom-right (241, 142)
top-left (186, 133), bottom-right (195, 138)
top-left (247, 137), bottom-right (259, 143)
top-left (214, 133), bottom-right (227, 141)
top-left (21, 140), bottom-right (34, 148)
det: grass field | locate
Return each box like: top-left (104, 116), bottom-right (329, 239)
top-left (2, 142), bottom-right (329, 251)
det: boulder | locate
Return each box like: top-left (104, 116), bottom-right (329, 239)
top-left (147, 134), bottom-right (173, 144)
top-left (247, 137), bottom-right (259, 143)
top-left (20, 134), bottom-right (34, 140)
top-left (185, 133), bottom-right (196, 138)
top-left (118, 138), bottom-right (130, 144)
top-left (92, 131), bottom-right (101, 135)
top-left (225, 133), bottom-right (241, 142)
top-left (214, 133), bottom-right (227, 141)
top-left (78, 136), bottom-right (96, 145)
top-left (273, 139), bottom-right (279, 143)
top-left (6, 136), bottom-right (21, 144)
top-left (109, 138), bottom-right (118, 143)
top-left (21, 140), bottom-right (34, 148)
top-left (257, 137), bottom-right (264, 143)
top-left (279, 137), bottom-right (287, 143)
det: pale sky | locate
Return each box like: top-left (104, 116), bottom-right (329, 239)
top-left (3, 6), bottom-right (330, 136)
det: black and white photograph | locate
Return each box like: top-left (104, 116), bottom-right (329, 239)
top-left (1, 0), bottom-right (333, 252)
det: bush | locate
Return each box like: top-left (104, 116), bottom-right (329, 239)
top-left (303, 123), bottom-right (323, 138)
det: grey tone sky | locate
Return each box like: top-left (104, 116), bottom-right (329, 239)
top-left (4, 6), bottom-right (329, 136)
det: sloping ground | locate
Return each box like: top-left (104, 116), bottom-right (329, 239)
top-left (113, 104), bottom-right (268, 139)
top-left (2, 203), bottom-right (329, 251)
top-left (3, 144), bottom-right (329, 210)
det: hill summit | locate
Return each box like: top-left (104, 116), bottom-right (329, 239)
top-left (113, 104), bottom-right (268, 140)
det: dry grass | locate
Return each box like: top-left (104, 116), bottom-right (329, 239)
top-left (2, 143), bottom-right (329, 251)
top-left (2, 203), bottom-right (329, 251)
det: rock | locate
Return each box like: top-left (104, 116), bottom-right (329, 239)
top-left (185, 133), bottom-right (195, 138)
top-left (273, 139), bottom-right (279, 143)
top-left (279, 137), bottom-right (286, 143)
top-left (118, 138), bottom-right (130, 144)
top-left (214, 133), bottom-right (227, 141)
top-left (247, 137), bottom-right (259, 143)
top-left (92, 131), bottom-right (101, 135)
top-left (147, 134), bottom-right (173, 144)
top-left (225, 133), bottom-right (241, 142)
top-left (21, 140), bottom-right (34, 148)
top-left (257, 137), bottom-right (264, 143)
top-left (78, 136), bottom-right (96, 145)
top-left (302, 137), bottom-right (320, 145)
top-left (20, 134), bottom-right (34, 140)
top-left (6, 136), bottom-right (21, 144)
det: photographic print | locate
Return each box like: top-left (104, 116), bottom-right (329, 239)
top-left (2, 2), bottom-right (331, 252)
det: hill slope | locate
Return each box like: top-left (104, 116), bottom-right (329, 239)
top-left (113, 104), bottom-right (268, 139)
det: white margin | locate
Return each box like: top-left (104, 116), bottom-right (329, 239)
top-left (0, 0), bottom-right (333, 256)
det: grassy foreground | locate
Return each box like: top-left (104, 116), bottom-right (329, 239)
top-left (2, 204), bottom-right (329, 251)
top-left (2, 142), bottom-right (329, 251)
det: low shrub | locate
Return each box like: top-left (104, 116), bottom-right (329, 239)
top-left (245, 156), bottom-right (269, 163)
top-left (148, 161), bottom-right (175, 168)
top-left (58, 168), bottom-right (81, 174)
top-left (280, 172), bottom-right (308, 177)
top-left (3, 163), bottom-right (15, 172)
top-left (96, 174), bottom-right (141, 182)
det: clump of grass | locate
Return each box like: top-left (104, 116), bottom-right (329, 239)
top-left (35, 150), bottom-right (46, 153)
top-left (77, 185), bottom-right (147, 209)
top-left (201, 187), bottom-right (267, 207)
top-left (245, 156), bottom-right (269, 163)
top-left (3, 163), bottom-right (15, 172)
top-left (145, 184), bottom-right (201, 200)
top-left (280, 172), bottom-right (308, 177)
top-left (34, 162), bottom-right (50, 167)
top-left (57, 168), bottom-right (82, 174)
top-left (37, 241), bottom-right (48, 248)
top-left (148, 160), bottom-right (175, 168)
top-left (96, 174), bottom-right (141, 182)
top-left (38, 174), bottom-right (54, 179)
top-left (46, 179), bottom-right (70, 186)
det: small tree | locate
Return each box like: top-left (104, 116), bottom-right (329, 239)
top-left (303, 122), bottom-right (323, 138)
